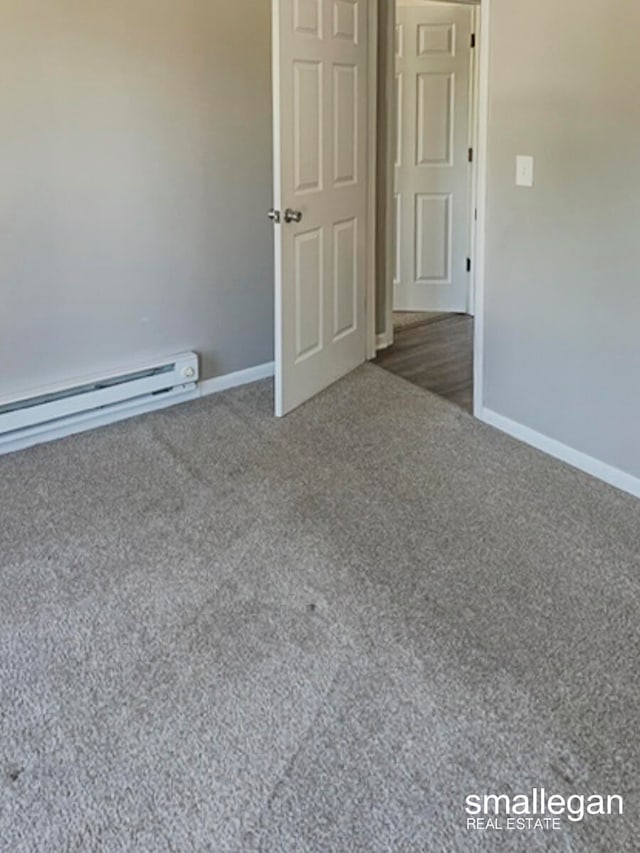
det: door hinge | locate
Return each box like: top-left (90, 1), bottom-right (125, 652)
top-left (466, 257), bottom-right (472, 273)
top-left (471, 33), bottom-right (476, 48)
top-left (468, 148), bottom-right (474, 163)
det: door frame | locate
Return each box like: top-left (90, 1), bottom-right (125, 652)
top-left (369, 0), bottom-right (490, 418)
top-left (366, 0), bottom-right (380, 360)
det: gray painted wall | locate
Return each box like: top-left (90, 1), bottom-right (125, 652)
top-left (484, 0), bottom-right (640, 478)
top-left (1, 1), bottom-right (274, 399)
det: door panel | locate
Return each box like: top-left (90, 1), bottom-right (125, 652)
top-left (395, 2), bottom-right (472, 313)
top-left (416, 72), bottom-right (454, 165)
top-left (294, 0), bottom-right (322, 36)
top-left (273, 0), bottom-right (368, 416)
top-left (333, 64), bottom-right (358, 185)
top-left (418, 23), bottom-right (455, 56)
top-left (416, 193), bottom-right (451, 282)
top-left (333, 217), bottom-right (358, 339)
top-left (294, 229), bottom-right (323, 360)
top-left (334, 0), bottom-right (358, 43)
top-left (293, 61), bottom-right (323, 193)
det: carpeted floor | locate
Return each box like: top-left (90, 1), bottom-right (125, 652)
top-left (1, 365), bottom-right (639, 852)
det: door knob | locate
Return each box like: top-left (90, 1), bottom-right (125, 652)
top-left (284, 208), bottom-right (303, 224)
top-left (267, 208), bottom-right (281, 224)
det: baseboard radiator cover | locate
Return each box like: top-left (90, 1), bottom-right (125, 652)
top-left (0, 352), bottom-right (199, 453)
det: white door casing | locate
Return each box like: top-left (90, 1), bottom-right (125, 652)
top-left (272, 0), bottom-right (369, 416)
top-left (394, 1), bottom-right (473, 312)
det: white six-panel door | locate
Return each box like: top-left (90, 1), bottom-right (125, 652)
top-left (272, 0), bottom-right (369, 416)
top-left (394, 1), bottom-right (472, 313)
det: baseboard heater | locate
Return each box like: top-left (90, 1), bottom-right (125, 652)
top-left (0, 352), bottom-right (199, 454)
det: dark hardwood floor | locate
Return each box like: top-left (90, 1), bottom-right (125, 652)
top-left (374, 313), bottom-right (474, 413)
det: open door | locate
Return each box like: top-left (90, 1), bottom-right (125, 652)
top-left (394, 1), bottom-right (473, 313)
top-left (271, 0), bottom-right (370, 416)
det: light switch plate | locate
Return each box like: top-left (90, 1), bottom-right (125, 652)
top-left (516, 155), bottom-right (534, 188)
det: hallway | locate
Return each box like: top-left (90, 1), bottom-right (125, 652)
top-left (374, 313), bottom-right (474, 414)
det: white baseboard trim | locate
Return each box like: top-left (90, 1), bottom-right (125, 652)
top-left (376, 332), bottom-right (392, 351)
top-left (480, 407), bottom-right (640, 500)
top-left (0, 361), bottom-right (275, 457)
top-left (198, 361), bottom-right (274, 397)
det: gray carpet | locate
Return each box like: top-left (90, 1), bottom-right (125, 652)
top-left (1, 365), bottom-right (639, 852)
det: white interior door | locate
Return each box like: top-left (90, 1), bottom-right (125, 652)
top-left (394, 1), bottom-right (473, 312)
top-left (272, 0), bottom-right (369, 416)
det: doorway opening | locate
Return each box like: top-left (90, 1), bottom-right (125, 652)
top-left (374, 0), bottom-right (482, 415)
